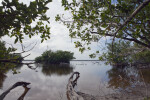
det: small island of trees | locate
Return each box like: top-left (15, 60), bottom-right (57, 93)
top-left (35, 50), bottom-right (75, 64)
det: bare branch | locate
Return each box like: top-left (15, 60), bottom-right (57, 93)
top-left (22, 54), bottom-right (31, 59)
top-left (18, 86), bottom-right (30, 100)
top-left (26, 63), bottom-right (38, 70)
top-left (18, 42), bottom-right (37, 54)
top-left (0, 59), bottom-right (34, 64)
top-left (0, 82), bottom-right (30, 100)
top-left (90, 31), bottom-right (150, 48)
top-left (67, 72), bottom-right (83, 100)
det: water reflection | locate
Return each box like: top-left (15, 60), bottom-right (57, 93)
top-left (0, 73), bottom-right (6, 89)
top-left (0, 82), bottom-right (30, 100)
top-left (107, 68), bottom-right (130, 89)
top-left (0, 63), bottom-right (73, 100)
top-left (14, 64), bottom-right (23, 70)
top-left (41, 64), bottom-right (73, 76)
top-left (0, 61), bottom-right (150, 100)
top-left (107, 67), bottom-right (150, 90)
top-left (0, 64), bottom-right (22, 89)
top-left (140, 69), bottom-right (150, 84)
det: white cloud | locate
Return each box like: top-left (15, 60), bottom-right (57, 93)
top-left (1, 0), bottom-right (104, 60)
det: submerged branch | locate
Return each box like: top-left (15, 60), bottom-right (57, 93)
top-left (0, 82), bottom-right (30, 100)
top-left (66, 72), bottom-right (97, 100)
top-left (67, 72), bottom-right (84, 100)
top-left (18, 86), bottom-right (30, 100)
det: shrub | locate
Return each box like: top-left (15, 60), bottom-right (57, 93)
top-left (99, 41), bottom-right (132, 66)
top-left (99, 41), bottom-right (150, 67)
top-left (35, 50), bottom-right (75, 64)
top-left (0, 41), bottom-right (23, 73)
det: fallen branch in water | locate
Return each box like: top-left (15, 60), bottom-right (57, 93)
top-left (0, 59), bottom-right (39, 71)
top-left (0, 42), bottom-right (38, 71)
top-left (18, 86), bottom-right (30, 100)
top-left (66, 72), bottom-right (96, 100)
top-left (0, 82), bottom-right (30, 100)
top-left (66, 72), bottom-right (84, 100)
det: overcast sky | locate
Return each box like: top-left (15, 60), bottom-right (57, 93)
top-left (2, 0), bottom-right (108, 60)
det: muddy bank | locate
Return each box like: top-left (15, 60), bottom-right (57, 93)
top-left (76, 84), bottom-right (150, 100)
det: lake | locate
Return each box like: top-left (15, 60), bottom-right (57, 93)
top-left (0, 61), bottom-right (150, 100)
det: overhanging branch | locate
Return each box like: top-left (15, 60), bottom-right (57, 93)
top-left (90, 31), bottom-right (150, 48)
top-left (113, 0), bottom-right (150, 36)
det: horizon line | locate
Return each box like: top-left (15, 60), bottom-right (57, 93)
top-left (23, 60), bottom-right (100, 61)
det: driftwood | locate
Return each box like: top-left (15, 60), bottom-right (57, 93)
top-left (67, 72), bottom-right (84, 100)
top-left (18, 86), bottom-right (30, 100)
top-left (0, 81), bottom-right (30, 100)
top-left (67, 72), bottom-right (97, 100)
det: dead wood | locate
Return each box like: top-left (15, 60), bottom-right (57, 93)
top-left (66, 72), bottom-right (84, 100)
top-left (66, 72), bottom-right (97, 100)
top-left (17, 86), bottom-right (30, 100)
top-left (0, 81), bottom-right (30, 100)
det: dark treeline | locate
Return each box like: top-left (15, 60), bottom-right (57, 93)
top-left (35, 50), bottom-right (75, 64)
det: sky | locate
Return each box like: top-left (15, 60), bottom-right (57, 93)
top-left (2, 0), bottom-right (108, 60)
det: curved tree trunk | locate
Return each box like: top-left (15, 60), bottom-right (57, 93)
top-left (66, 72), bottom-right (97, 100)
top-left (0, 82), bottom-right (30, 100)
top-left (66, 72), bottom-right (84, 100)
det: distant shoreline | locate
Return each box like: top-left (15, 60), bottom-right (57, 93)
top-left (23, 60), bottom-right (100, 61)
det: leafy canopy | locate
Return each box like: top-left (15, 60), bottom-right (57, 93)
top-left (0, 41), bottom-right (23, 73)
top-left (0, 0), bottom-right (52, 43)
top-left (0, 0), bottom-right (52, 72)
top-left (56, 0), bottom-right (150, 51)
top-left (100, 41), bottom-right (150, 67)
top-left (35, 50), bottom-right (75, 64)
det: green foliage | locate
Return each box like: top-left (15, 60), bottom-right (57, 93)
top-left (57, 0), bottom-right (150, 54)
top-left (0, 41), bottom-right (22, 60)
top-left (134, 51), bottom-right (150, 64)
top-left (99, 41), bottom-right (150, 67)
top-left (144, 97), bottom-right (150, 100)
top-left (34, 56), bottom-right (42, 63)
top-left (0, 41), bottom-right (23, 73)
top-left (132, 44), bottom-right (150, 64)
top-left (89, 53), bottom-right (96, 58)
top-left (35, 50), bottom-right (75, 64)
top-left (100, 41), bottom-right (132, 66)
top-left (0, 0), bottom-right (52, 43)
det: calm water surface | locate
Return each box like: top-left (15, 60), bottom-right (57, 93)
top-left (0, 61), bottom-right (150, 100)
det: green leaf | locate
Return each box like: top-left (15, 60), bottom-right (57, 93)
top-left (96, 51), bottom-right (99, 53)
top-left (14, 37), bottom-right (18, 44)
top-left (29, 34), bottom-right (31, 38)
top-left (41, 39), bottom-right (44, 43)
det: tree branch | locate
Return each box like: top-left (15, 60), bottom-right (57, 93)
top-left (90, 31), bottom-right (150, 48)
top-left (126, 27), bottom-right (150, 44)
top-left (0, 59), bottom-right (34, 64)
top-left (107, 33), bottom-right (150, 48)
top-left (66, 72), bottom-right (84, 100)
top-left (0, 82), bottom-right (30, 100)
top-left (18, 86), bottom-right (30, 100)
top-left (19, 42), bottom-right (37, 54)
top-left (113, 0), bottom-right (150, 36)
top-left (111, 0), bottom-right (150, 51)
